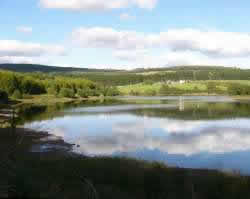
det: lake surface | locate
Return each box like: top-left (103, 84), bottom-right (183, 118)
top-left (23, 96), bottom-right (250, 175)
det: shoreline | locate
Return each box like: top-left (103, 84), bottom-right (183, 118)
top-left (1, 127), bottom-right (250, 198)
top-left (1, 126), bottom-right (248, 176)
top-left (1, 94), bottom-right (249, 109)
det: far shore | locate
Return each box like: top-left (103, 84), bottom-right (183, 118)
top-left (1, 94), bottom-right (249, 108)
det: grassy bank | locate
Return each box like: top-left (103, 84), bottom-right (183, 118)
top-left (1, 127), bottom-right (250, 199)
top-left (12, 94), bottom-right (106, 106)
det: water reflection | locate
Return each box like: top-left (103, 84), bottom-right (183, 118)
top-left (24, 96), bottom-right (250, 175)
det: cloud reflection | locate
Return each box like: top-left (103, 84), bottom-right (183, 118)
top-left (68, 117), bottom-right (250, 156)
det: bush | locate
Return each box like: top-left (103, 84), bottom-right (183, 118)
top-left (0, 72), bottom-right (19, 95)
top-left (59, 88), bottom-right (75, 98)
top-left (12, 89), bottom-right (23, 99)
top-left (77, 88), bottom-right (101, 98)
top-left (0, 89), bottom-right (8, 103)
top-left (77, 88), bottom-right (91, 98)
top-left (90, 89), bottom-right (101, 97)
top-left (105, 87), bottom-right (120, 96)
top-left (20, 78), bottom-right (46, 94)
top-left (100, 86), bottom-right (120, 96)
top-left (228, 83), bottom-right (250, 95)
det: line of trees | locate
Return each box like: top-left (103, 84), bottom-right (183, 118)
top-left (125, 81), bottom-right (250, 96)
top-left (0, 70), bottom-right (120, 100)
top-left (159, 83), bottom-right (250, 96)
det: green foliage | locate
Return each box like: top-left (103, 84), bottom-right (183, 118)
top-left (58, 88), bottom-right (75, 98)
top-left (99, 86), bottom-right (120, 97)
top-left (228, 83), bottom-right (250, 95)
top-left (0, 89), bottom-right (8, 103)
top-left (0, 71), bottom-right (19, 95)
top-left (121, 81), bottom-right (250, 96)
top-left (12, 90), bottom-right (23, 99)
top-left (0, 70), bottom-right (108, 98)
top-left (77, 88), bottom-right (91, 98)
top-left (20, 77), bottom-right (46, 94)
top-left (105, 87), bottom-right (120, 96)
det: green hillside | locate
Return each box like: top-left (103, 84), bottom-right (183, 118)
top-left (1, 64), bottom-right (250, 86)
top-left (0, 63), bottom-right (122, 73)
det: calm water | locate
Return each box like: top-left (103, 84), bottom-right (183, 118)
top-left (23, 96), bottom-right (250, 175)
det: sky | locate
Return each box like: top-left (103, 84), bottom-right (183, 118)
top-left (1, 0), bottom-right (250, 69)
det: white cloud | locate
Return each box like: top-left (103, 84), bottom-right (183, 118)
top-left (158, 29), bottom-right (250, 58)
top-left (0, 40), bottom-right (66, 57)
top-left (119, 13), bottom-right (135, 20)
top-left (16, 26), bottom-right (33, 34)
top-left (40, 0), bottom-right (158, 11)
top-left (72, 27), bottom-right (147, 49)
top-left (71, 27), bottom-right (250, 58)
top-left (27, 117), bottom-right (250, 156)
top-left (0, 40), bottom-right (67, 65)
top-left (79, 119), bottom-right (250, 156)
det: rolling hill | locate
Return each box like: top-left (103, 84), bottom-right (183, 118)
top-left (0, 63), bottom-right (122, 73)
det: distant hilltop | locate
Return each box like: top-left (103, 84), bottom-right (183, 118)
top-left (0, 63), bottom-right (122, 73)
top-left (0, 63), bottom-right (248, 74)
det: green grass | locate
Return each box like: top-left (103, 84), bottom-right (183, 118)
top-left (118, 80), bottom-right (250, 96)
top-left (118, 81), bottom-right (206, 96)
top-left (118, 82), bottom-right (163, 95)
top-left (172, 82), bottom-right (207, 91)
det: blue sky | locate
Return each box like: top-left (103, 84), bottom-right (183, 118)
top-left (1, 0), bottom-right (250, 69)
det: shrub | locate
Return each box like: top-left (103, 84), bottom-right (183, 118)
top-left (100, 86), bottom-right (120, 96)
top-left (106, 87), bottom-right (120, 96)
top-left (12, 90), bottom-right (23, 99)
top-left (20, 78), bottom-right (46, 94)
top-left (59, 88), bottom-right (75, 98)
top-left (228, 84), bottom-right (250, 95)
top-left (0, 72), bottom-right (19, 95)
top-left (77, 88), bottom-right (91, 98)
top-left (90, 89), bottom-right (101, 97)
